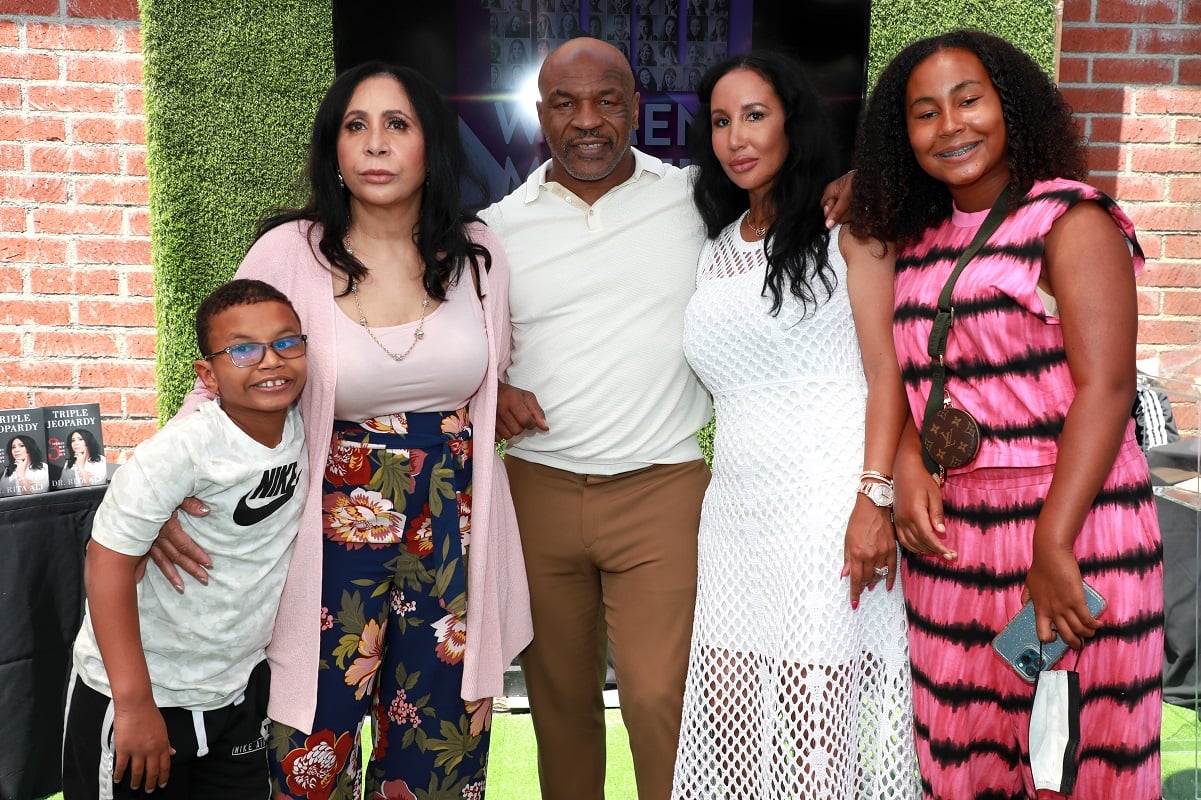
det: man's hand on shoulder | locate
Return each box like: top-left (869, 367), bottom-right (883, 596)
top-left (496, 382), bottom-right (549, 441)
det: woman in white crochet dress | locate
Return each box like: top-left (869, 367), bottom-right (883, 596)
top-left (672, 51), bottom-right (919, 799)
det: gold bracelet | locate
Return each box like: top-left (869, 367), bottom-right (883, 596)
top-left (860, 469), bottom-right (893, 485)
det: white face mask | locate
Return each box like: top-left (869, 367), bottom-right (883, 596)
top-left (1029, 669), bottom-right (1081, 793)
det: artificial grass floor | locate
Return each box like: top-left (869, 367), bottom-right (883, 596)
top-left (41, 703), bottom-right (1201, 799)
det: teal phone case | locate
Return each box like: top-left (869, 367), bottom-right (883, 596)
top-left (991, 582), bottom-right (1106, 683)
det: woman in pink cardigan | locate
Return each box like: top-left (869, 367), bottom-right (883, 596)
top-left (171, 62), bottom-right (532, 799)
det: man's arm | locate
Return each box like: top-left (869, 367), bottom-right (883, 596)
top-left (85, 541), bottom-right (175, 791)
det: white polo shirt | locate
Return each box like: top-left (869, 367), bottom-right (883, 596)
top-left (482, 148), bottom-right (712, 475)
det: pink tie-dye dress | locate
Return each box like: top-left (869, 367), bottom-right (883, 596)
top-left (892, 178), bottom-right (1164, 799)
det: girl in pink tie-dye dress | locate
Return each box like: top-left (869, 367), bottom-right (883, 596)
top-left (849, 30), bottom-right (1163, 800)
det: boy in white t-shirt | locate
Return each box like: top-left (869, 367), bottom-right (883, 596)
top-left (62, 279), bottom-right (309, 799)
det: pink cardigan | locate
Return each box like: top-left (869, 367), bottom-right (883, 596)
top-left (179, 220), bottom-right (532, 732)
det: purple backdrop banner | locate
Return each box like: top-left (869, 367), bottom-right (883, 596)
top-left (456, 0), bottom-right (753, 203)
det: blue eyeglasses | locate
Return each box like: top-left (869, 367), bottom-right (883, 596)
top-left (203, 334), bottom-right (308, 368)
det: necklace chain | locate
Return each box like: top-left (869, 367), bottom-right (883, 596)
top-left (345, 238), bottom-right (429, 362)
top-left (744, 214), bottom-right (769, 240)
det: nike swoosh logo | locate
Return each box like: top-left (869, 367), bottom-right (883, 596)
top-left (233, 489), bottom-right (295, 526)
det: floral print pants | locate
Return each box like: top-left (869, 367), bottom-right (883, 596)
top-left (269, 409), bottom-right (491, 800)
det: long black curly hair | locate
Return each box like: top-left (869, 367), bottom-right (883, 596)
top-left (850, 29), bottom-right (1086, 246)
top-left (258, 61), bottom-right (490, 300)
top-left (690, 50), bottom-right (838, 317)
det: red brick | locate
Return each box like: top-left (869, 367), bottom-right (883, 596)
top-left (1137, 317), bottom-right (1201, 345)
top-left (0, 298), bottom-right (71, 325)
top-left (1137, 289), bottom-right (1162, 315)
top-left (1060, 86), bottom-right (1128, 115)
top-left (1165, 234), bottom-right (1201, 259)
top-left (0, 83), bottom-right (19, 108)
top-left (64, 53), bottom-right (142, 85)
top-left (0, 142), bottom-right (22, 169)
top-left (77, 298), bottom-right (154, 327)
top-left (1128, 203), bottom-right (1201, 232)
top-left (0, 51), bottom-right (58, 81)
top-left (1097, 0), bottom-right (1179, 23)
top-left (125, 147), bottom-right (146, 176)
top-left (125, 331), bottom-right (157, 359)
top-left (1134, 26), bottom-right (1201, 55)
top-left (0, 392), bottom-right (32, 413)
top-left (0, 114), bottom-right (67, 143)
top-left (1130, 145), bottom-right (1201, 174)
top-left (29, 144), bottom-right (120, 174)
top-left (1134, 87), bottom-right (1201, 115)
top-left (103, 418), bottom-right (158, 448)
top-left (1189, 0), bottom-right (1201, 23)
top-left (1085, 144), bottom-right (1123, 174)
top-left (33, 331), bottom-right (121, 357)
top-left (30, 266), bottom-right (119, 294)
top-left (1060, 0), bottom-right (1093, 22)
top-left (1093, 57), bottom-right (1174, 85)
top-left (1057, 56), bottom-right (1089, 84)
top-left (34, 206), bottom-right (122, 235)
top-left (29, 85), bottom-right (120, 114)
top-left (0, 265), bottom-right (22, 291)
top-left (126, 268), bottom-right (153, 296)
top-left (79, 361), bottom-right (156, 389)
top-left (71, 116), bottom-right (145, 145)
top-left (1179, 118), bottom-right (1201, 143)
top-left (127, 208), bottom-right (150, 236)
top-left (75, 237), bottom-right (150, 265)
top-left (26, 22), bottom-right (122, 52)
top-left (1183, 59), bottom-right (1201, 86)
top-left (124, 86), bottom-right (143, 115)
top-left (1170, 176), bottom-right (1201, 204)
top-left (0, 20), bottom-right (20, 47)
top-left (1137, 232), bottom-right (1163, 259)
top-left (0, 359), bottom-right (73, 387)
top-left (1089, 115), bottom-right (1172, 144)
top-left (68, 0), bottom-right (140, 20)
top-left (0, 174), bottom-right (67, 203)
top-left (1060, 25), bottom-right (1133, 53)
top-left (1109, 175), bottom-right (1167, 202)
top-left (0, 0), bottom-right (59, 14)
top-left (124, 391), bottom-right (158, 418)
top-left (1162, 292), bottom-right (1201, 316)
top-left (0, 207), bottom-right (25, 232)
top-left (0, 234), bottom-right (67, 263)
top-left (76, 175), bottom-right (148, 206)
top-left (122, 28), bottom-right (141, 54)
top-left (1141, 262), bottom-right (1201, 287)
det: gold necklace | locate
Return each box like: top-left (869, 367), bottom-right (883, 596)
top-left (345, 239), bottom-right (429, 362)
top-left (744, 214), bottom-right (769, 240)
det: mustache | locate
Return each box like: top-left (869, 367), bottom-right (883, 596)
top-left (567, 130), bottom-right (610, 144)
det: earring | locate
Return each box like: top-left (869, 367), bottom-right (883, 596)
top-left (337, 169), bottom-right (345, 188)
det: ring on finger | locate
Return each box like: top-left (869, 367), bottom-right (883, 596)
top-left (873, 565), bottom-right (889, 578)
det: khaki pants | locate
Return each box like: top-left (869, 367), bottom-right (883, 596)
top-left (505, 456), bottom-right (710, 800)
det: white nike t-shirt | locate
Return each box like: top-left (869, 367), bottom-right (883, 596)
top-left (72, 401), bottom-right (306, 711)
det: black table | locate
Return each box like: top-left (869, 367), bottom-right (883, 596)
top-left (0, 477), bottom-right (109, 800)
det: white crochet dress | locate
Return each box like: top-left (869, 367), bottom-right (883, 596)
top-left (672, 219), bottom-right (919, 800)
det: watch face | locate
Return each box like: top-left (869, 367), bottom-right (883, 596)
top-left (861, 480), bottom-right (893, 507)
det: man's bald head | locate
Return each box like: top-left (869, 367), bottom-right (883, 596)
top-left (538, 37), bottom-right (635, 99)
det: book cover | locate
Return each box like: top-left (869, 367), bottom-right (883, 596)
top-left (0, 407), bottom-right (50, 497)
top-left (43, 402), bottom-right (108, 490)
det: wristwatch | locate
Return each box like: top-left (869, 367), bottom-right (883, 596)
top-left (857, 479), bottom-right (894, 508)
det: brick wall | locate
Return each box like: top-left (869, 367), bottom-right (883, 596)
top-left (1, 2), bottom-right (1198, 457)
top-left (1059, 0), bottom-right (1201, 386)
top-left (0, 0), bottom-right (151, 460)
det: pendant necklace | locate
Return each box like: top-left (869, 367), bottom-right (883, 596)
top-left (345, 239), bottom-right (429, 362)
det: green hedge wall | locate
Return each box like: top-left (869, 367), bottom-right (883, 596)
top-left (867, 0), bottom-right (1057, 87)
top-left (142, 1), bottom-right (333, 419)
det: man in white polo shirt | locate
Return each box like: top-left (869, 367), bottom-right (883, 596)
top-left (481, 37), bottom-right (711, 800)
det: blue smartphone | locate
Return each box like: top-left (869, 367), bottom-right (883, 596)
top-left (991, 582), bottom-right (1106, 683)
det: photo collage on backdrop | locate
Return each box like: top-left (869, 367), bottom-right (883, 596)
top-left (484, 0), bottom-right (730, 94)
